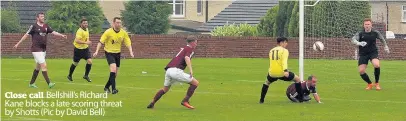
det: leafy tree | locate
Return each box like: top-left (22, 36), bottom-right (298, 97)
top-left (46, 1), bottom-right (105, 34)
top-left (1, 3), bottom-right (22, 33)
top-left (257, 5), bottom-right (279, 37)
top-left (121, 1), bottom-right (172, 34)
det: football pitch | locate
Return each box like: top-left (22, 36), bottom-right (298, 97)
top-left (1, 58), bottom-right (405, 121)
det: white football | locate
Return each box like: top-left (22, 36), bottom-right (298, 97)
top-left (313, 41), bottom-right (324, 51)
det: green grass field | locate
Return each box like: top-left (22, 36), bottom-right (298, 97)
top-left (1, 58), bottom-right (406, 121)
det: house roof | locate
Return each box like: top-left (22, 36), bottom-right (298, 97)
top-left (1, 1), bottom-right (110, 32)
top-left (170, 20), bottom-right (204, 32)
top-left (197, 0), bottom-right (278, 32)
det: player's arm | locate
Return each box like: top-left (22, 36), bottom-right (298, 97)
top-left (14, 25), bottom-right (33, 48)
top-left (375, 30), bottom-right (388, 46)
top-left (374, 30), bottom-right (390, 53)
top-left (93, 32), bottom-right (107, 57)
top-left (312, 93), bottom-right (321, 103)
top-left (124, 32), bottom-right (134, 58)
top-left (48, 26), bottom-right (67, 39)
top-left (185, 50), bottom-right (193, 76)
top-left (351, 32), bottom-right (366, 47)
top-left (74, 30), bottom-right (87, 44)
top-left (310, 87), bottom-right (321, 103)
top-left (51, 31), bottom-right (67, 39)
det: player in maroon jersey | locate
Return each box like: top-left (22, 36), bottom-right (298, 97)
top-left (147, 35), bottom-right (199, 109)
top-left (13, 12), bottom-right (67, 89)
top-left (286, 75), bottom-right (322, 103)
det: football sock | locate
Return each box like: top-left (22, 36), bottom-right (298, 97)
top-left (295, 82), bottom-right (304, 101)
top-left (110, 72), bottom-right (117, 90)
top-left (30, 69), bottom-right (40, 84)
top-left (105, 72), bottom-right (115, 89)
top-left (68, 64), bottom-right (76, 77)
top-left (260, 84), bottom-right (269, 101)
top-left (85, 64), bottom-right (92, 77)
top-left (42, 71), bottom-right (51, 84)
top-left (182, 84), bottom-right (198, 102)
top-left (374, 68), bottom-right (380, 83)
top-left (360, 73), bottom-right (372, 84)
top-left (152, 89), bottom-right (166, 104)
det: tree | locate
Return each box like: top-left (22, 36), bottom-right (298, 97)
top-left (257, 5), bottom-right (279, 37)
top-left (46, 1), bottom-right (104, 34)
top-left (288, 1), bottom-right (299, 37)
top-left (121, 1), bottom-right (172, 34)
top-left (283, 1), bottom-right (295, 37)
top-left (1, 3), bottom-right (22, 33)
top-left (275, 1), bottom-right (288, 37)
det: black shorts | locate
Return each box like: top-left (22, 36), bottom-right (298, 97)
top-left (105, 52), bottom-right (121, 67)
top-left (266, 71), bottom-right (295, 82)
top-left (73, 48), bottom-right (91, 62)
top-left (358, 51), bottom-right (378, 65)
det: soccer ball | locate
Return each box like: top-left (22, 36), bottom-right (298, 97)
top-left (313, 41), bottom-right (324, 51)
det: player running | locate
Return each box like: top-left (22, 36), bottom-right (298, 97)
top-left (351, 18), bottom-right (390, 90)
top-left (67, 18), bottom-right (93, 82)
top-left (13, 12), bottom-right (67, 88)
top-left (286, 75), bottom-right (321, 103)
top-left (147, 35), bottom-right (199, 109)
top-left (260, 37), bottom-right (305, 103)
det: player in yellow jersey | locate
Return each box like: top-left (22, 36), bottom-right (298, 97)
top-left (67, 18), bottom-right (93, 82)
top-left (259, 37), bottom-right (305, 103)
top-left (93, 17), bottom-right (134, 94)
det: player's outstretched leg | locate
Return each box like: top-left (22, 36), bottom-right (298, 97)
top-left (372, 59), bottom-right (381, 90)
top-left (181, 79), bottom-right (199, 109)
top-left (359, 64), bottom-right (373, 90)
top-left (29, 64), bottom-right (41, 88)
top-left (147, 87), bottom-right (170, 109)
top-left (83, 59), bottom-right (92, 82)
top-left (67, 62), bottom-right (78, 82)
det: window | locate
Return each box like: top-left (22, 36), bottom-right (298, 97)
top-left (403, 6), bottom-right (406, 22)
top-left (197, 0), bottom-right (203, 15)
top-left (169, 0), bottom-right (185, 18)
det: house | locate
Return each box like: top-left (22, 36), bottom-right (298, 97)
top-left (370, 1), bottom-right (406, 39)
top-left (168, 0), bottom-right (278, 34)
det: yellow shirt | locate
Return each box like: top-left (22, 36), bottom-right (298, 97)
top-left (74, 28), bottom-right (90, 49)
top-left (268, 46), bottom-right (289, 77)
top-left (100, 28), bottom-right (131, 53)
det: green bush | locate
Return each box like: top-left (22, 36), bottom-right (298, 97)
top-left (211, 23), bottom-right (258, 37)
top-left (121, 1), bottom-right (172, 34)
top-left (1, 6), bottom-right (22, 33)
top-left (257, 5), bottom-right (279, 37)
top-left (46, 1), bottom-right (105, 34)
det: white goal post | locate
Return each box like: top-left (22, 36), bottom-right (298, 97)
top-left (299, 0), bottom-right (320, 82)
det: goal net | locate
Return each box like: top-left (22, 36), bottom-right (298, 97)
top-left (301, 1), bottom-right (374, 77)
